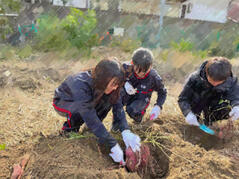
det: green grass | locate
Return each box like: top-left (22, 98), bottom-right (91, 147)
top-left (0, 144), bottom-right (6, 151)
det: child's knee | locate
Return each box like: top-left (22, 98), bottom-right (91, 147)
top-left (126, 105), bottom-right (143, 122)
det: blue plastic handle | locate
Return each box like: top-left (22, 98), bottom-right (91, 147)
top-left (199, 124), bottom-right (215, 135)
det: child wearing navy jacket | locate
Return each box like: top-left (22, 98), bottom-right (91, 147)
top-left (53, 58), bottom-right (141, 165)
top-left (112, 48), bottom-right (167, 131)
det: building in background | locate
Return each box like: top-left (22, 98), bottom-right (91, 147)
top-left (228, 0), bottom-right (239, 23)
top-left (180, 0), bottom-right (231, 23)
top-left (52, 0), bottom-right (90, 9)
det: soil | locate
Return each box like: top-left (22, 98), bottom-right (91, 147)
top-left (0, 48), bottom-right (239, 179)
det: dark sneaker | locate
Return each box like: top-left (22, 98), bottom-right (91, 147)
top-left (61, 122), bottom-right (79, 133)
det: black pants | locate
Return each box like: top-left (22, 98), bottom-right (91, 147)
top-left (192, 99), bottom-right (231, 126)
top-left (122, 92), bottom-right (150, 123)
top-left (53, 94), bottom-right (112, 132)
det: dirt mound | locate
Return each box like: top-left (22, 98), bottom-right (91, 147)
top-left (24, 135), bottom-right (140, 179)
top-left (0, 64), bottom-right (61, 91)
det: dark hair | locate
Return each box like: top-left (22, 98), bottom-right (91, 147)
top-left (92, 58), bottom-right (124, 104)
top-left (205, 57), bottom-right (232, 81)
top-left (132, 47), bottom-right (153, 73)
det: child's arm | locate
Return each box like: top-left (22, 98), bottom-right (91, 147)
top-left (227, 77), bottom-right (239, 121)
top-left (227, 77), bottom-right (239, 108)
top-left (178, 74), bottom-right (197, 117)
top-left (74, 86), bottom-right (118, 148)
top-left (112, 90), bottom-right (130, 132)
top-left (152, 70), bottom-right (167, 109)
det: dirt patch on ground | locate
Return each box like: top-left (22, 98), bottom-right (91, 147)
top-left (1, 50), bottom-right (239, 178)
top-left (26, 135), bottom-right (140, 179)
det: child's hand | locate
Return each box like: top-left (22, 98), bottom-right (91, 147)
top-left (124, 81), bottom-right (137, 95)
top-left (109, 144), bottom-right (125, 165)
top-left (185, 112), bottom-right (200, 126)
top-left (121, 130), bottom-right (141, 152)
top-left (229, 106), bottom-right (239, 121)
top-left (150, 105), bottom-right (161, 120)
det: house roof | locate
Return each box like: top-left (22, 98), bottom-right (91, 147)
top-left (228, 0), bottom-right (239, 23)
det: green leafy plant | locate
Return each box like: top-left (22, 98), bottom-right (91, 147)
top-left (34, 8), bottom-right (98, 56)
top-left (170, 39), bottom-right (194, 52)
top-left (34, 13), bottom-right (70, 51)
top-left (17, 44), bottom-right (32, 59)
top-left (61, 8), bottom-right (99, 52)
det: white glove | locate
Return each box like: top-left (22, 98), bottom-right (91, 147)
top-left (124, 81), bottom-right (137, 95)
top-left (150, 105), bottom-right (161, 120)
top-left (122, 130), bottom-right (141, 152)
top-left (109, 143), bottom-right (125, 164)
top-left (185, 112), bottom-right (200, 126)
top-left (229, 106), bottom-right (239, 121)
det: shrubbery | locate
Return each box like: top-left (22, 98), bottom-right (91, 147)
top-left (170, 38), bottom-right (208, 59)
top-left (110, 36), bottom-right (141, 53)
top-left (33, 8), bottom-right (99, 55)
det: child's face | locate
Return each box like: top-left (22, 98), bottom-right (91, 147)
top-left (207, 75), bottom-right (225, 87)
top-left (133, 65), bottom-right (151, 78)
top-left (104, 77), bottom-right (119, 94)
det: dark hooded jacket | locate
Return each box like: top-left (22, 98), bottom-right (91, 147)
top-left (178, 61), bottom-right (239, 117)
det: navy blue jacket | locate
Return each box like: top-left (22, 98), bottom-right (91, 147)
top-left (112, 62), bottom-right (167, 124)
top-left (122, 62), bottom-right (167, 108)
top-left (54, 71), bottom-right (129, 148)
top-left (178, 61), bottom-right (239, 117)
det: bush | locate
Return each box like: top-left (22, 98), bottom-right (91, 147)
top-left (61, 8), bottom-right (99, 52)
top-left (208, 42), bottom-right (236, 59)
top-left (33, 14), bottom-right (70, 51)
top-left (17, 44), bottom-right (33, 59)
top-left (192, 50), bottom-right (208, 59)
top-left (110, 36), bottom-right (141, 53)
top-left (34, 8), bottom-right (99, 55)
top-left (170, 39), bottom-right (194, 52)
